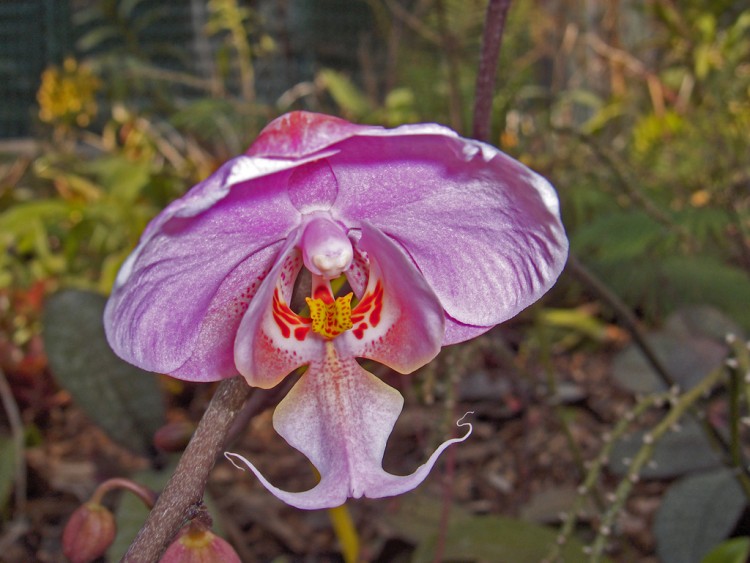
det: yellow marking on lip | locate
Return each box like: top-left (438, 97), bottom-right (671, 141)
top-left (306, 292), bottom-right (354, 339)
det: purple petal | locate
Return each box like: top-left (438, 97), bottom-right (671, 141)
top-left (340, 223), bottom-right (444, 373)
top-left (104, 165), bottom-right (302, 379)
top-left (326, 133), bottom-right (568, 344)
top-left (225, 349), bottom-right (471, 510)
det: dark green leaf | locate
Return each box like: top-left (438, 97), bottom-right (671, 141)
top-left (589, 255), bottom-right (750, 331)
top-left (43, 290), bottom-right (165, 456)
top-left (611, 330), bottom-right (726, 393)
top-left (412, 515), bottom-right (598, 563)
top-left (609, 419), bottom-right (722, 478)
top-left (665, 305), bottom-right (745, 343)
top-left (655, 469), bottom-right (746, 563)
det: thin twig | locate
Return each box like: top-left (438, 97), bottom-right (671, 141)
top-left (122, 377), bottom-right (252, 562)
top-left (472, 0), bottom-right (513, 142)
top-left (383, 0), bottom-right (441, 45)
top-left (587, 366), bottom-right (728, 561)
top-left (435, 0), bottom-right (465, 133)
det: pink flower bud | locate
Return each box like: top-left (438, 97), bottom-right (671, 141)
top-left (62, 502), bottom-right (116, 563)
top-left (160, 524), bottom-right (241, 563)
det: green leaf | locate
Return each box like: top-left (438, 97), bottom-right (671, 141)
top-left (0, 435), bottom-right (16, 514)
top-left (701, 537), bottom-right (750, 563)
top-left (86, 156), bottom-right (151, 204)
top-left (590, 255), bottom-right (750, 331)
top-left (0, 200), bottom-right (78, 242)
top-left (77, 25), bottom-right (122, 53)
top-left (655, 469), bottom-right (746, 563)
top-left (412, 515), bottom-right (599, 563)
top-left (43, 290), bottom-right (165, 456)
top-left (609, 419), bottom-right (722, 479)
top-left (572, 211), bottom-right (669, 263)
top-left (388, 494), bottom-right (601, 563)
top-left (317, 69), bottom-right (372, 119)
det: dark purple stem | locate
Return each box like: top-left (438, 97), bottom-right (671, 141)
top-left (122, 377), bottom-right (252, 562)
top-left (472, 0), bottom-right (513, 142)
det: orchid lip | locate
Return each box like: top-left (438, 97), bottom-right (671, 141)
top-left (224, 409), bottom-right (475, 511)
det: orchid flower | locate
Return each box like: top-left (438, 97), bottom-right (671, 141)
top-left (104, 111), bottom-right (568, 510)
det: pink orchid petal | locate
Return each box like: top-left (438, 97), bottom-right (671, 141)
top-left (246, 112), bottom-right (380, 159)
top-left (326, 133), bottom-right (568, 344)
top-left (340, 223), bottom-right (444, 373)
top-left (343, 241), bottom-right (369, 299)
top-left (234, 232), bottom-right (323, 389)
top-left (104, 165), bottom-right (308, 378)
top-left (225, 348), bottom-right (471, 510)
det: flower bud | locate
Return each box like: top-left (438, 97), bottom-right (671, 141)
top-left (153, 420), bottom-right (196, 452)
top-left (160, 524), bottom-right (241, 563)
top-left (62, 502), bottom-right (116, 563)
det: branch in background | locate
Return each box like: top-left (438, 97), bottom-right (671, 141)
top-left (123, 377), bottom-right (252, 562)
top-left (472, 0), bottom-right (513, 142)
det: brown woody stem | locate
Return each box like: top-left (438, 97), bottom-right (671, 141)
top-left (122, 377), bottom-right (252, 562)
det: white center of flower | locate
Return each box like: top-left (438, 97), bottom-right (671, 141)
top-left (313, 252), bottom-right (352, 278)
top-left (301, 217), bottom-right (354, 280)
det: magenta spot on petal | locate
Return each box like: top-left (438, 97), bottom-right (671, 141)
top-left (287, 160), bottom-right (339, 213)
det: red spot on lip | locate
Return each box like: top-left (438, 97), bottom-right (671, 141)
top-left (276, 318), bottom-right (291, 339)
top-left (353, 323), bottom-right (367, 340)
top-left (351, 281), bottom-right (383, 329)
top-left (272, 287), bottom-right (311, 339)
top-left (369, 283), bottom-right (383, 327)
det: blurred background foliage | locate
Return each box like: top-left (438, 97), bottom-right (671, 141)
top-left (0, 0), bottom-right (749, 561)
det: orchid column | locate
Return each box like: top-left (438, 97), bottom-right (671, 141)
top-left (105, 111), bottom-right (568, 510)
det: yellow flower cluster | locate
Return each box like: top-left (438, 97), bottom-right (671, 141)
top-left (37, 58), bottom-right (100, 128)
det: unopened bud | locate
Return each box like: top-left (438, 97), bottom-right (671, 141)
top-left (62, 502), bottom-right (116, 563)
top-left (160, 524), bottom-right (241, 563)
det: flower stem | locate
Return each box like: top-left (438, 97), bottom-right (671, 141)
top-left (122, 376), bottom-right (252, 563)
top-left (472, 0), bottom-right (513, 142)
top-left (327, 505), bottom-right (359, 563)
top-left (91, 478), bottom-right (157, 509)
